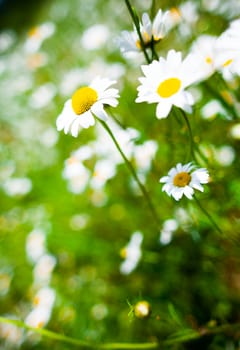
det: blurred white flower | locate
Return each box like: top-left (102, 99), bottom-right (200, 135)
top-left (2, 177), bottom-right (32, 197)
top-left (160, 163), bottom-right (209, 201)
top-left (190, 35), bottom-right (218, 80)
top-left (24, 22), bottom-right (55, 53)
top-left (81, 24), bottom-right (110, 50)
top-left (214, 145), bottom-right (235, 166)
top-left (133, 140), bottom-right (158, 173)
top-left (63, 157), bottom-right (90, 194)
top-left (230, 123), bottom-right (240, 139)
top-left (29, 83), bottom-right (57, 109)
top-left (136, 50), bottom-right (197, 118)
top-left (90, 159), bottom-right (117, 190)
top-left (120, 231), bottom-right (143, 275)
top-left (159, 219), bottom-right (178, 245)
top-left (215, 19), bottom-right (240, 79)
top-left (56, 77), bottom-right (119, 137)
top-left (33, 254), bottom-right (57, 285)
top-left (201, 100), bottom-right (227, 120)
top-left (32, 286), bottom-right (56, 309)
top-left (0, 30), bottom-right (16, 53)
top-left (0, 318), bottom-right (23, 345)
top-left (26, 229), bottom-right (47, 264)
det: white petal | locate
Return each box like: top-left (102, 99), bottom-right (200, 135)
top-left (91, 103), bottom-right (108, 121)
top-left (156, 102), bottom-right (172, 119)
top-left (79, 111), bottom-right (95, 128)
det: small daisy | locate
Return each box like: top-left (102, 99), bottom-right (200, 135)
top-left (119, 9), bottom-right (169, 54)
top-left (136, 50), bottom-right (197, 118)
top-left (56, 77), bottom-right (119, 137)
top-left (160, 163), bottom-right (209, 201)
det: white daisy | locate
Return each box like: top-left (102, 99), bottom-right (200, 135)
top-left (56, 77), bottom-right (119, 137)
top-left (215, 19), bottom-right (240, 78)
top-left (160, 163), bottom-right (209, 201)
top-left (119, 9), bottom-right (169, 54)
top-left (136, 50), bottom-right (197, 118)
top-left (24, 22), bottom-right (55, 53)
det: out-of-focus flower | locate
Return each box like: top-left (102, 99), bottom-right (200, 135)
top-left (29, 83), bottom-right (57, 109)
top-left (190, 35), bottom-right (218, 80)
top-left (2, 177), bottom-right (32, 197)
top-left (136, 50), bottom-right (197, 118)
top-left (62, 157), bottom-right (90, 194)
top-left (81, 24), bottom-right (110, 50)
top-left (215, 19), bottom-right (240, 79)
top-left (134, 300), bottom-right (151, 319)
top-left (120, 231), bottom-right (143, 275)
top-left (32, 286), bottom-right (56, 309)
top-left (133, 140), bottom-right (158, 173)
top-left (33, 254), bottom-right (57, 285)
top-left (26, 52), bottom-right (48, 70)
top-left (0, 30), bottom-right (16, 53)
top-left (119, 9), bottom-right (170, 54)
top-left (230, 123), bottom-right (240, 139)
top-left (159, 218), bottom-right (178, 245)
top-left (201, 100), bottom-right (227, 120)
top-left (214, 145), bottom-right (235, 166)
top-left (90, 159), bottom-right (117, 190)
top-left (26, 229), bottom-right (47, 264)
top-left (160, 163), bottom-right (209, 201)
top-left (56, 77), bottom-right (119, 137)
top-left (0, 317), bottom-right (23, 345)
top-left (24, 22), bottom-right (55, 53)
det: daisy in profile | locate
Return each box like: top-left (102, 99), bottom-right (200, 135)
top-left (136, 50), bottom-right (197, 118)
top-left (119, 9), bottom-right (169, 54)
top-left (160, 163), bottom-right (209, 201)
top-left (56, 77), bottom-right (119, 137)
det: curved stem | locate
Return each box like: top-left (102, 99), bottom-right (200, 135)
top-left (1, 316), bottom-right (240, 349)
top-left (193, 196), bottom-right (223, 234)
top-left (124, 0), bottom-right (151, 64)
top-left (179, 110), bottom-right (197, 162)
top-left (96, 117), bottom-right (160, 229)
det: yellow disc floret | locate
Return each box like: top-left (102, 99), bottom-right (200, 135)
top-left (173, 171), bottom-right (191, 187)
top-left (71, 87), bottom-right (98, 115)
top-left (157, 78), bottom-right (181, 98)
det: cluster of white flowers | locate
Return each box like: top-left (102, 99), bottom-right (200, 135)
top-left (55, 3), bottom-right (240, 238)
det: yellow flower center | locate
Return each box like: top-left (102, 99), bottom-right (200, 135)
top-left (157, 78), bottom-right (181, 98)
top-left (173, 171), bottom-right (191, 187)
top-left (71, 87), bottom-right (98, 115)
top-left (205, 56), bottom-right (213, 64)
top-left (136, 32), bottom-right (151, 49)
top-left (28, 27), bottom-right (41, 38)
top-left (222, 58), bottom-right (233, 67)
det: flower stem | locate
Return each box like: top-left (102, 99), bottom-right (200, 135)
top-left (96, 117), bottom-right (160, 229)
top-left (124, 0), bottom-right (151, 64)
top-left (193, 196), bottom-right (223, 234)
top-left (1, 316), bottom-right (240, 348)
top-left (179, 110), bottom-right (197, 162)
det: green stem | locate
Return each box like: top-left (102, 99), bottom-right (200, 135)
top-left (193, 196), bottom-right (223, 234)
top-left (124, 0), bottom-right (151, 64)
top-left (96, 117), bottom-right (160, 229)
top-left (1, 316), bottom-right (240, 349)
top-left (179, 110), bottom-right (197, 162)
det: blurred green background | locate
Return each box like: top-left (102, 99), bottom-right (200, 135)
top-left (1, 0), bottom-right (240, 349)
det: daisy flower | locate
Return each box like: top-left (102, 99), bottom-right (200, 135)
top-left (24, 22), bottom-right (55, 53)
top-left (160, 163), bottom-right (209, 201)
top-left (215, 19), bottom-right (240, 78)
top-left (56, 77), bottom-right (119, 137)
top-left (136, 50), bottom-right (197, 118)
top-left (119, 9), bottom-right (169, 54)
